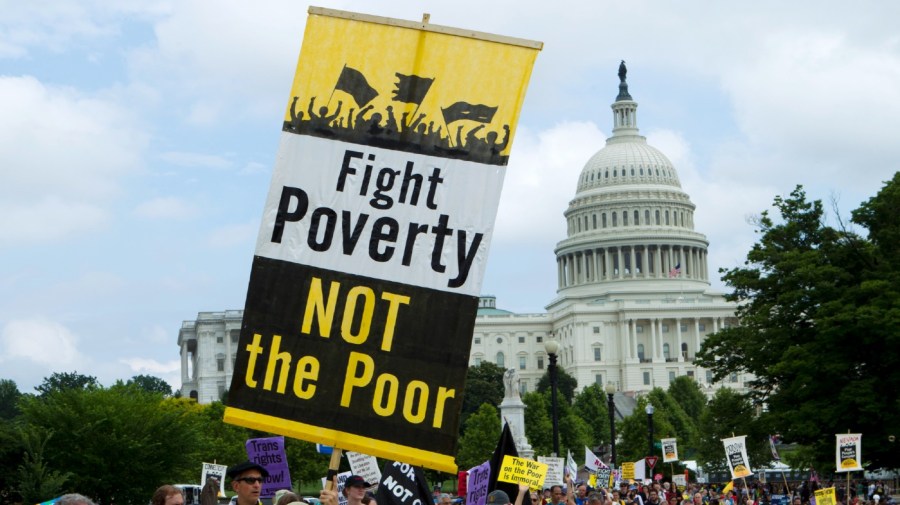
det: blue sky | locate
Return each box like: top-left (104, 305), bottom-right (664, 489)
top-left (2, 0), bottom-right (898, 393)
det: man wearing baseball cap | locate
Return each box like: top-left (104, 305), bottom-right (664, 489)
top-left (228, 461), bottom-right (269, 505)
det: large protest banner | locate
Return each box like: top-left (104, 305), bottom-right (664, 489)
top-left (722, 435), bottom-right (752, 479)
top-left (835, 433), bottom-right (862, 472)
top-left (661, 438), bottom-right (678, 463)
top-left (223, 7), bottom-right (541, 473)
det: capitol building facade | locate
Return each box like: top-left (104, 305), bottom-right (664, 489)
top-left (178, 68), bottom-right (743, 404)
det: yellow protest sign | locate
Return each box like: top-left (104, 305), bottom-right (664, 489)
top-left (814, 488), bottom-right (836, 505)
top-left (498, 455), bottom-right (548, 490)
top-left (621, 462), bottom-right (635, 480)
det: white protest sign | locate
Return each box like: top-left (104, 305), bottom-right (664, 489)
top-left (538, 456), bottom-right (564, 486)
top-left (201, 462), bottom-right (228, 497)
top-left (347, 451), bottom-right (382, 488)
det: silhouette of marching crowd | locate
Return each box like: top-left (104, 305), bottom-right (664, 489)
top-left (282, 65), bottom-right (511, 165)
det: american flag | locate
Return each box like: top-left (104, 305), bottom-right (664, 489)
top-left (668, 263), bottom-right (681, 278)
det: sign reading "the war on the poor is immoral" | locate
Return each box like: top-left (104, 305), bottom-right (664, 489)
top-left (224, 7), bottom-right (541, 473)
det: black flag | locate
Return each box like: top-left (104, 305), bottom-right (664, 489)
top-left (375, 461), bottom-right (433, 505)
top-left (441, 101), bottom-right (498, 124)
top-left (487, 423), bottom-right (519, 499)
top-left (335, 65), bottom-right (379, 107)
top-left (392, 73), bottom-right (434, 104)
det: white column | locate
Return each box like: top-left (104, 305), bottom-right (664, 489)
top-left (617, 248), bottom-right (624, 278)
top-left (694, 318), bottom-right (701, 360)
top-left (658, 319), bottom-right (665, 359)
top-left (630, 247), bottom-right (637, 278)
top-left (676, 318), bottom-right (683, 362)
top-left (650, 319), bottom-right (659, 360)
top-left (630, 319), bottom-right (637, 359)
top-left (181, 343), bottom-right (189, 384)
top-left (224, 329), bottom-right (233, 375)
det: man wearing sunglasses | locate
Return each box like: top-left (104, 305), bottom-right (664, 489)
top-left (227, 461), bottom-right (270, 505)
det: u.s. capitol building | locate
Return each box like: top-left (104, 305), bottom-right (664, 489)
top-left (178, 67), bottom-right (741, 404)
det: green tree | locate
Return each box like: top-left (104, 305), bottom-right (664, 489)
top-left (456, 403), bottom-right (500, 470)
top-left (0, 379), bottom-right (21, 420)
top-left (523, 392), bottom-right (553, 456)
top-left (646, 388), bottom-right (698, 454)
top-left (696, 182), bottom-right (900, 470)
top-left (615, 394), bottom-right (675, 463)
top-left (536, 366), bottom-right (578, 404)
top-left (284, 438), bottom-right (330, 487)
top-left (460, 362), bottom-right (505, 432)
top-left (696, 387), bottom-right (771, 473)
top-left (667, 376), bottom-right (707, 422)
top-left (126, 374), bottom-right (173, 396)
top-left (16, 426), bottom-right (70, 503)
top-left (573, 384), bottom-right (610, 449)
top-left (18, 382), bottom-right (200, 504)
top-left (522, 390), bottom-right (591, 457)
top-left (34, 372), bottom-right (98, 396)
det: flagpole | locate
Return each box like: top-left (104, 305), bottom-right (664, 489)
top-left (441, 111), bottom-right (453, 148)
top-left (325, 448), bottom-right (344, 491)
top-left (327, 64), bottom-right (346, 109)
top-left (846, 430), bottom-right (851, 505)
top-left (409, 77), bottom-right (433, 124)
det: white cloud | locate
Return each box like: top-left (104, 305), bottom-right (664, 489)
top-left (0, 196), bottom-right (109, 245)
top-left (494, 121), bottom-right (607, 248)
top-left (119, 357), bottom-right (182, 391)
top-left (120, 357), bottom-right (180, 374)
top-left (134, 196), bottom-right (199, 220)
top-left (205, 221), bottom-right (259, 248)
top-left (1, 318), bottom-right (84, 365)
top-left (0, 76), bottom-right (146, 245)
top-left (159, 151), bottom-right (233, 169)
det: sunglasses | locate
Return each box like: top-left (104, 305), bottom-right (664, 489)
top-left (237, 477), bottom-right (265, 484)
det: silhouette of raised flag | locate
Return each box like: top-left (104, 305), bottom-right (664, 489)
top-left (441, 101), bottom-right (498, 124)
top-left (335, 65), bottom-right (378, 106)
top-left (487, 423), bottom-right (519, 499)
top-left (392, 73), bottom-right (434, 104)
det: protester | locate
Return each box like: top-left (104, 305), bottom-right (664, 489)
top-left (152, 486), bottom-right (185, 505)
top-left (344, 475), bottom-right (373, 505)
top-left (275, 490), bottom-right (306, 505)
top-left (228, 461), bottom-right (269, 505)
top-left (439, 494), bottom-right (453, 505)
top-left (487, 484), bottom-right (531, 505)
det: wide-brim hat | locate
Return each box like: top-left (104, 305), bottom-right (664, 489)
top-left (227, 461), bottom-right (270, 479)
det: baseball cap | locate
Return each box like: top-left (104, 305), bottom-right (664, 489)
top-left (487, 490), bottom-right (511, 505)
top-left (345, 475), bottom-right (372, 488)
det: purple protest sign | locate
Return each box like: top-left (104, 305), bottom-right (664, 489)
top-left (245, 436), bottom-right (292, 498)
top-left (467, 461), bottom-right (491, 505)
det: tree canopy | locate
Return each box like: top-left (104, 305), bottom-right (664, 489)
top-left (536, 366), bottom-right (578, 404)
top-left (696, 178), bottom-right (900, 470)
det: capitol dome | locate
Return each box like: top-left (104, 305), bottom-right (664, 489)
top-left (553, 62), bottom-right (711, 299)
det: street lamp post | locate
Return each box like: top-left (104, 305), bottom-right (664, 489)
top-left (605, 383), bottom-right (617, 467)
top-left (544, 339), bottom-right (560, 456)
top-left (645, 402), bottom-right (655, 459)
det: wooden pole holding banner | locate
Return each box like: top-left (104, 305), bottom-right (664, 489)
top-left (846, 430), bottom-right (851, 505)
top-left (325, 448), bottom-right (344, 491)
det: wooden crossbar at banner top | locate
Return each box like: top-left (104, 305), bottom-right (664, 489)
top-left (307, 6), bottom-right (543, 50)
